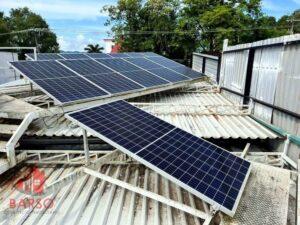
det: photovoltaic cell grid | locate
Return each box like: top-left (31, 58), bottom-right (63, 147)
top-left (87, 53), bottom-right (112, 59)
top-left (67, 100), bottom-right (251, 216)
top-left (15, 52), bottom-right (204, 104)
top-left (96, 58), bottom-right (170, 87)
top-left (108, 53), bottom-right (131, 58)
top-left (59, 59), bottom-right (114, 75)
top-left (125, 58), bottom-right (192, 82)
top-left (60, 53), bottom-right (90, 59)
top-left (59, 59), bottom-right (144, 94)
top-left (26, 52), bottom-right (166, 61)
top-left (26, 53), bottom-right (64, 60)
top-left (10, 61), bottom-right (108, 104)
top-left (147, 56), bottom-right (201, 79)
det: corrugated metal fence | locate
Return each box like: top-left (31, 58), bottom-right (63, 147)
top-left (192, 53), bottom-right (220, 83)
top-left (0, 52), bottom-right (18, 85)
top-left (217, 34), bottom-right (300, 161)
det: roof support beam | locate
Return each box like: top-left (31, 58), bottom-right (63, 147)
top-left (82, 129), bottom-right (90, 166)
top-left (5, 111), bottom-right (38, 166)
top-left (43, 150), bottom-right (120, 194)
top-left (83, 167), bottom-right (213, 221)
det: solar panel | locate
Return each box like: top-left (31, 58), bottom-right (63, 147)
top-left (148, 68), bottom-right (191, 82)
top-left (121, 70), bottom-right (169, 87)
top-left (96, 58), bottom-right (140, 72)
top-left (58, 59), bottom-right (144, 94)
top-left (170, 66), bottom-right (203, 79)
top-left (67, 100), bottom-right (251, 216)
top-left (124, 58), bottom-right (191, 82)
top-left (96, 58), bottom-right (170, 87)
top-left (60, 53), bottom-right (90, 59)
top-left (124, 52), bottom-right (146, 57)
top-left (59, 59), bottom-right (114, 75)
top-left (10, 61), bottom-right (108, 104)
top-left (11, 61), bottom-right (77, 80)
top-left (125, 58), bottom-right (162, 70)
top-left (147, 56), bottom-right (185, 68)
top-left (26, 53), bottom-right (63, 60)
top-left (143, 52), bottom-right (160, 57)
top-left (83, 73), bottom-right (143, 94)
top-left (108, 53), bottom-right (131, 58)
top-left (33, 76), bottom-right (108, 103)
top-left (87, 53), bottom-right (112, 59)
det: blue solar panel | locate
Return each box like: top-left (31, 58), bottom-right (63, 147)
top-left (108, 53), bottom-right (131, 58)
top-left (87, 53), bottom-right (112, 59)
top-left (58, 59), bottom-right (144, 93)
top-left (67, 100), bottom-right (251, 216)
top-left (10, 61), bottom-right (108, 104)
top-left (59, 59), bottom-right (114, 75)
top-left (11, 61), bottom-right (77, 80)
top-left (68, 101), bottom-right (175, 153)
top-left (148, 68), bottom-right (191, 82)
top-left (143, 52), bottom-right (160, 57)
top-left (170, 66), bottom-right (203, 79)
top-left (137, 128), bottom-right (250, 211)
top-left (147, 56), bottom-right (185, 68)
top-left (83, 73), bottom-right (143, 94)
top-left (124, 58), bottom-right (191, 82)
top-left (124, 58), bottom-right (162, 70)
top-left (124, 52), bottom-right (146, 57)
top-left (26, 53), bottom-right (63, 60)
top-left (34, 77), bottom-right (108, 103)
top-left (121, 70), bottom-right (169, 87)
top-left (60, 53), bottom-right (90, 59)
top-left (96, 58), bottom-right (141, 72)
top-left (96, 58), bottom-right (170, 87)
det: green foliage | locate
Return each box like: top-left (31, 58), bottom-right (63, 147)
top-left (103, 0), bottom-right (183, 59)
top-left (84, 44), bottom-right (104, 53)
top-left (0, 7), bottom-right (59, 53)
top-left (277, 9), bottom-right (300, 34)
top-left (104, 0), bottom-right (298, 59)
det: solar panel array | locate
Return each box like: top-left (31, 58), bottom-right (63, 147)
top-left (25, 52), bottom-right (160, 60)
top-left (67, 100), bottom-right (251, 216)
top-left (11, 52), bottom-right (203, 104)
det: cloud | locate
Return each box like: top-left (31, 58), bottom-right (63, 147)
top-left (0, 0), bottom-right (111, 20)
top-left (58, 34), bottom-right (105, 52)
top-left (292, 0), bottom-right (300, 5)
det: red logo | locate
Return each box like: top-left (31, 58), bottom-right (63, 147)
top-left (10, 166), bottom-right (54, 210)
top-left (15, 166), bottom-right (46, 195)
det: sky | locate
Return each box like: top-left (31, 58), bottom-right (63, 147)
top-left (0, 0), bottom-right (299, 52)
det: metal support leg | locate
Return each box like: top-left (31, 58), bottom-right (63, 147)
top-left (83, 129), bottom-right (90, 166)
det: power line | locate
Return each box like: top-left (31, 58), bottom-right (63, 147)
top-left (0, 24), bottom-right (300, 36)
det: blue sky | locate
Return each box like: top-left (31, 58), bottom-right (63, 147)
top-left (1, 0), bottom-right (299, 51)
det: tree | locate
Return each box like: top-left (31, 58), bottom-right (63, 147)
top-left (179, 0), bottom-right (285, 53)
top-left (277, 9), bottom-right (300, 34)
top-left (103, 0), bottom-right (294, 60)
top-left (0, 7), bottom-right (59, 53)
top-left (0, 12), bottom-right (9, 46)
top-left (103, 0), bottom-right (183, 59)
top-left (84, 44), bottom-right (104, 53)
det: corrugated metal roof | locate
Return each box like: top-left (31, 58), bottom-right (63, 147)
top-left (0, 161), bottom-right (290, 225)
top-left (26, 91), bottom-right (277, 139)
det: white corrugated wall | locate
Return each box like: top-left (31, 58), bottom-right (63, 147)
top-left (250, 46), bottom-right (283, 122)
top-left (220, 50), bottom-right (249, 94)
top-left (0, 52), bottom-right (18, 85)
top-left (192, 53), bottom-right (218, 82)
